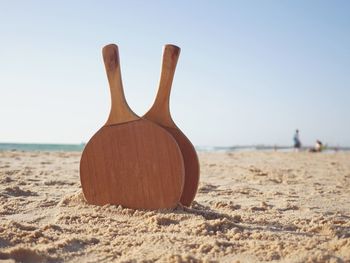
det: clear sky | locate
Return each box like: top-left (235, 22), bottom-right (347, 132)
top-left (1, 1), bottom-right (349, 147)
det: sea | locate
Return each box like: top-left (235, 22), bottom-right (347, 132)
top-left (0, 143), bottom-right (349, 153)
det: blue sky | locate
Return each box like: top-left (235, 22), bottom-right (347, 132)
top-left (0, 1), bottom-right (349, 146)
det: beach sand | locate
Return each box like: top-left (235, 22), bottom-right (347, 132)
top-left (0, 150), bottom-right (349, 262)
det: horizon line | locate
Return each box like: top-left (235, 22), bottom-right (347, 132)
top-left (0, 141), bottom-right (349, 149)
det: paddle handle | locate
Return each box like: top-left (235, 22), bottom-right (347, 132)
top-left (144, 44), bottom-right (180, 127)
top-left (102, 44), bottom-right (138, 125)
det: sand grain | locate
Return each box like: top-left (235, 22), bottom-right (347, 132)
top-left (0, 151), bottom-right (349, 262)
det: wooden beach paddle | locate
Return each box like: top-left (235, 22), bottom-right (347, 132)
top-left (80, 44), bottom-right (185, 209)
top-left (143, 44), bottom-right (200, 206)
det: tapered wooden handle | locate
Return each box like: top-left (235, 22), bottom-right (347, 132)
top-left (102, 44), bottom-right (138, 125)
top-left (144, 44), bottom-right (180, 127)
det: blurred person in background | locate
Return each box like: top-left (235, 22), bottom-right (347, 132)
top-left (293, 129), bottom-right (301, 151)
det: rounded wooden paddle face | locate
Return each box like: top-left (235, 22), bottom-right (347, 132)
top-left (159, 126), bottom-right (199, 206)
top-left (80, 119), bottom-right (185, 209)
top-left (143, 44), bottom-right (200, 207)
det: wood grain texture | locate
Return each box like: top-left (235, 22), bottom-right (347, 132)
top-left (80, 44), bottom-right (185, 209)
top-left (162, 127), bottom-right (200, 206)
top-left (102, 44), bottom-right (138, 125)
top-left (143, 44), bottom-right (200, 206)
top-left (80, 120), bottom-right (185, 208)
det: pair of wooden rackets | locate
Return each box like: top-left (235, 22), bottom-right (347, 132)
top-left (80, 44), bottom-right (199, 209)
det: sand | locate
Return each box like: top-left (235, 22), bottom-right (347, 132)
top-left (0, 150), bottom-right (349, 262)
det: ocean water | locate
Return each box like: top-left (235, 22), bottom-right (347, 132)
top-left (0, 143), bottom-right (349, 153)
top-left (0, 143), bottom-right (85, 152)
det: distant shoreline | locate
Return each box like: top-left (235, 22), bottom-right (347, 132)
top-left (1, 142), bottom-right (349, 153)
